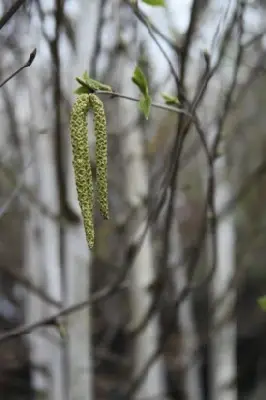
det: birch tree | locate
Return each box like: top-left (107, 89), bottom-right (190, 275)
top-left (3, 1), bottom-right (266, 399)
top-left (61, 1), bottom-right (105, 399)
top-left (22, 65), bottom-right (64, 400)
top-left (207, 124), bottom-right (237, 400)
top-left (203, 3), bottom-right (242, 399)
top-left (99, 1), bottom-right (167, 398)
top-left (168, 190), bottom-right (203, 400)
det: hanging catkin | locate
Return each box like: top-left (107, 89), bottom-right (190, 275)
top-left (89, 93), bottom-right (109, 220)
top-left (70, 94), bottom-right (94, 249)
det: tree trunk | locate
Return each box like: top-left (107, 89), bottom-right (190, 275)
top-left (107, 6), bottom-right (166, 398)
top-left (169, 194), bottom-right (203, 400)
top-left (208, 137), bottom-right (237, 400)
top-left (23, 70), bottom-right (63, 400)
top-left (61, 1), bottom-right (103, 399)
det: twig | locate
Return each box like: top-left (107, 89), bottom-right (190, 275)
top-left (159, 0), bottom-right (211, 297)
top-left (126, 1), bottom-right (178, 53)
top-left (122, 0), bottom-right (211, 346)
top-left (126, 0), bottom-right (181, 90)
top-left (179, 0), bottom-right (200, 85)
top-left (0, 263), bottom-right (61, 308)
top-left (96, 89), bottom-right (190, 115)
top-left (0, 48), bottom-right (37, 88)
top-left (124, 2), bottom-right (248, 397)
top-left (0, 156), bottom-right (32, 219)
top-left (0, 199), bottom-right (156, 345)
top-left (0, 0), bottom-right (27, 30)
top-left (0, 159), bottom-right (70, 224)
top-left (0, 268), bottom-right (125, 344)
top-left (90, 0), bottom-right (107, 78)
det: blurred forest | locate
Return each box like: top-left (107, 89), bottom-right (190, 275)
top-left (2, 0), bottom-right (266, 400)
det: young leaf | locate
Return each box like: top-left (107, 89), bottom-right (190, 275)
top-left (258, 295), bottom-right (266, 311)
top-left (76, 76), bottom-right (88, 87)
top-left (82, 70), bottom-right (89, 83)
top-left (141, 0), bottom-right (165, 6)
top-left (161, 93), bottom-right (180, 106)
top-left (132, 65), bottom-right (149, 96)
top-left (139, 94), bottom-right (151, 120)
top-left (74, 86), bottom-right (89, 95)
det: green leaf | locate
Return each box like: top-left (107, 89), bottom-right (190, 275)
top-left (161, 93), bottom-right (180, 106)
top-left (76, 72), bottom-right (90, 88)
top-left (82, 71), bottom-right (89, 83)
top-left (75, 74), bottom-right (112, 92)
top-left (139, 94), bottom-right (151, 120)
top-left (258, 295), bottom-right (266, 311)
top-left (141, 0), bottom-right (165, 6)
top-left (75, 76), bottom-right (88, 87)
top-left (73, 86), bottom-right (89, 95)
top-left (132, 65), bottom-right (149, 96)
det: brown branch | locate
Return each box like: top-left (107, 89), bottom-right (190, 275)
top-left (0, 160), bottom-right (72, 225)
top-left (90, 0), bottom-right (108, 78)
top-left (125, 0), bottom-right (179, 53)
top-left (0, 0), bottom-right (27, 30)
top-left (0, 49), bottom-right (36, 88)
top-left (126, 0), bottom-right (181, 90)
top-left (124, 3), bottom-right (250, 397)
top-left (0, 206), bottom-right (155, 345)
top-left (0, 264), bottom-right (61, 308)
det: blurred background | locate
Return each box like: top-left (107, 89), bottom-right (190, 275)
top-left (1, 0), bottom-right (266, 399)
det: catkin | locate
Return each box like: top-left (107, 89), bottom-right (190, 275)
top-left (89, 93), bottom-right (109, 220)
top-left (70, 94), bottom-right (94, 249)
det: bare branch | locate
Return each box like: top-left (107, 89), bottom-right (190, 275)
top-left (0, 263), bottom-right (61, 308)
top-left (90, 0), bottom-right (108, 78)
top-left (0, 48), bottom-right (37, 88)
top-left (126, 0), bottom-right (181, 90)
top-left (0, 0), bottom-right (27, 30)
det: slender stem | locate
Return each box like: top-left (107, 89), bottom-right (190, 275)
top-left (0, 49), bottom-right (37, 88)
top-left (96, 90), bottom-right (192, 116)
top-left (0, 0), bottom-right (27, 30)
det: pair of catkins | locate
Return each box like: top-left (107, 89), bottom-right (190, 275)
top-left (70, 92), bottom-right (108, 250)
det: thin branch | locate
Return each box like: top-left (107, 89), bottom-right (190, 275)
top-left (0, 281), bottom-right (121, 344)
top-left (90, 0), bottom-right (107, 78)
top-left (120, 1), bottom-right (212, 343)
top-left (158, 5), bottom-right (214, 289)
top-left (179, 0), bottom-right (201, 85)
top-left (0, 263), bottom-right (61, 308)
top-left (126, 0), bottom-right (181, 90)
top-left (0, 48), bottom-right (37, 88)
top-left (124, 3), bottom-right (249, 396)
top-left (96, 89), bottom-right (190, 115)
top-left (243, 28), bottom-right (266, 48)
top-left (0, 0), bottom-right (27, 30)
top-left (127, 1), bottom-right (179, 52)
top-left (211, 0), bottom-right (246, 154)
top-left (159, 3), bottom-right (240, 297)
top-left (0, 156), bottom-right (33, 219)
top-left (0, 159), bottom-right (71, 225)
top-left (0, 204), bottom-right (156, 344)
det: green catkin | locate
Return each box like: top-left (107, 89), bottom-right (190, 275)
top-left (89, 93), bottom-right (109, 220)
top-left (70, 94), bottom-right (95, 249)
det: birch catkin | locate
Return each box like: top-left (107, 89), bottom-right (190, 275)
top-left (89, 93), bottom-right (109, 220)
top-left (70, 94), bottom-right (94, 249)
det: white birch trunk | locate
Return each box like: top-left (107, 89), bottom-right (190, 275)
top-left (208, 133), bottom-right (237, 400)
top-left (61, 1), bottom-right (103, 399)
top-left (107, 11), bottom-right (166, 398)
top-left (125, 95), bottom-right (165, 400)
top-left (21, 69), bottom-right (63, 400)
top-left (168, 195), bottom-right (203, 400)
